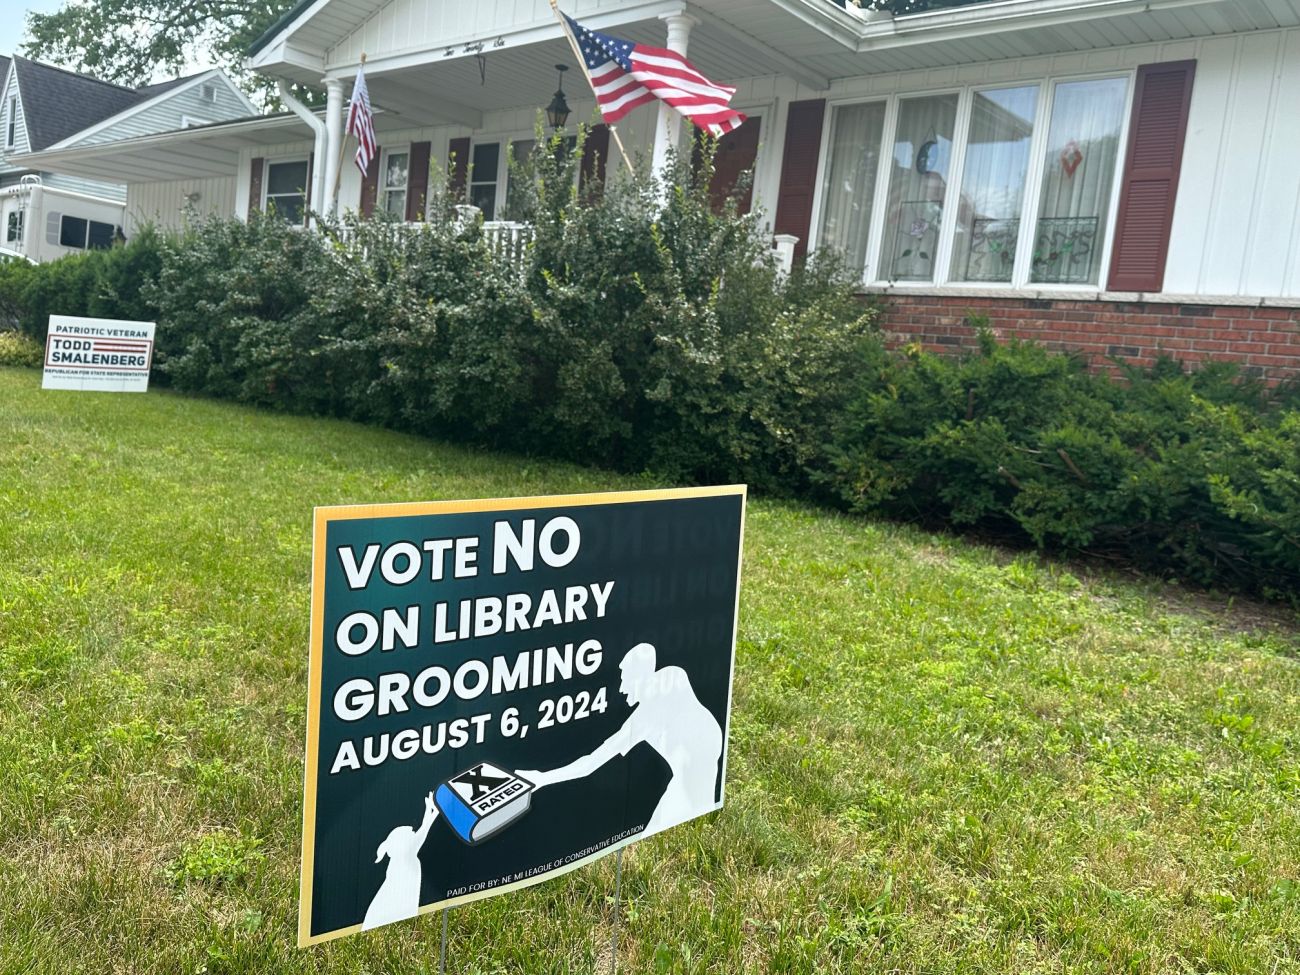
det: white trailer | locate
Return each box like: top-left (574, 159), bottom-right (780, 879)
top-left (0, 176), bottom-right (126, 264)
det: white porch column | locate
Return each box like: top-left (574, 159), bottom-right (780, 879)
top-left (323, 77), bottom-right (344, 218)
top-left (650, 12), bottom-right (697, 189)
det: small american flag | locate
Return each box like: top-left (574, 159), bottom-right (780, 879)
top-left (345, 64), bottom-right (377, 175)
top-left (563, 14), bottom-right (745, 138)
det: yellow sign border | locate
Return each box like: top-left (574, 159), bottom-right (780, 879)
top-left (299, 484), bottom-right (747, 947)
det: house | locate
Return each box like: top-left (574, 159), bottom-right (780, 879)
top-left (0, 55), bottom-right (254, 261)
top-left (13, 0), bottom-right (1300, 379)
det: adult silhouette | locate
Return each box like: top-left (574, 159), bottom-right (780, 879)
top-left (519, 642), bottom-right (723, 834)
top-left (362, 791), bottom-right (438, 930)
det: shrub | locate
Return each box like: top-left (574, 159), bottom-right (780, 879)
top-left (5, 136), bottom-right (1296, 603)
top-left (0, 330), bottom-right (42, 367)
top-left (9, 229), bottom-right (164, 341)
top-left (824, 330), bottom-right (1300, 599)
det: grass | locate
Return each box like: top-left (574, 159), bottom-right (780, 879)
top-left (1, 365), bottom-right (1299, 975)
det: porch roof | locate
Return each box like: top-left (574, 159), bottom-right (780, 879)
top-left (248, 0), bottom-right (1300, 93)
top-left (8, 111), bottom-right (408, 185)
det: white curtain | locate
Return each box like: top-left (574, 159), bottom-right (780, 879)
top-left (817, 102), bottom-right (887, 273)
top-left (951, 86), bottom-right (1038, 283)
top-left (1031, 77), bottom-right (1129, 284)
top-left (879, 94), bottom-right (959, 282)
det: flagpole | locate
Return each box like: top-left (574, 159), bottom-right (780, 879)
top-left (548, 0), bottom-right (634, 175)
top-left (332, 53), bottom-right (365, 206)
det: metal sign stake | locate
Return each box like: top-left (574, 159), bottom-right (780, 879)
top-left (439, 907), bottom-right (449, 975)
top-left (610, 848), bottom-right (624, 974)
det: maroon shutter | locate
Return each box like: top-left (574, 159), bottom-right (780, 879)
top-left (773, 99), bottom-right (825, 261)
top-left (707, 116), bottom-right (761, 214)
top-left (580, 124), bottom-right (610, 193)
top-left (1107, 60), bottom-right (1196, 292)
top-left (248, 157), bottom-right (264, 214)
top-left (448, 136), bottom-right (471, 202)
top-left (359, 150), bottom-right (380, 218)
top-left (406, 141), bottom-right (431, 221)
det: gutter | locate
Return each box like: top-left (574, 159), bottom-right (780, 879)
top-left (852, 0), bottom-right (1226, 49)
top-left (278, 80), bottom-right (326, 224)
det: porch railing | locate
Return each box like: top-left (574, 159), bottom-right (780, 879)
top-left (339, 207), bottom-right (798, 279)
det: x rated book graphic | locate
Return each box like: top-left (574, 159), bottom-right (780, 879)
top-left (362, 762), bottom-right (532, 930)
top-left (436, 763), bottom-right (535, 845)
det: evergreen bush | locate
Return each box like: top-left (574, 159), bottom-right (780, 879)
top-left (4, 133), bottom-right (1297, 602)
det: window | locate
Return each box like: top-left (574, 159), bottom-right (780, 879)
top-left (6, 210), bottom-right (21, 244)
top-left (816, 102), bottom-right (886, 273)
top-left (181, 115), bottom-right (212, 129)
top-left (381, 149), bottom-right (409, 218)
top-left (813, 71), bottom-right (1134, 291)
top-left (951, 85), bottom-right (1039, 283)
top-left (59, 216), bottom-right (88, 248)
top-left (1029, 77), bottom-right (1129, 286)
top-left (503, 136), bottom-right (577, 218)
top-left (469, 143), bottom-right (501, 219)
top-left (59, 215), bottom-right (120, 250)
top-left (6, 96), bottom-right (16, 149)
top-left (264, 159), bottom-right (309, 225)
top-left (879, 94), bottom-right (958, 282)
top-left (87, 220), bottom-right (116, 249)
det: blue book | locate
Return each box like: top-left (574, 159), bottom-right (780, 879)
top-left (434, 762), bottom-right (535, 846)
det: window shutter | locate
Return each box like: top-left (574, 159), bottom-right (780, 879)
top-left (359, 150), bottom-right (380, 218)
top-left (1107, 60), bottom-right (1196, 292)
top-left (407, 141), bottom-right (431, 221)
top-left (248, 157), bottom-right (264, 214)
top-left (773, 99), bottom-right (825, 260)
top-left (580, 124), bottom-right (610, 194)
top-left (448, 136), bottom-right (471, 203)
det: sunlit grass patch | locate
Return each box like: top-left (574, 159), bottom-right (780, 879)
top-left (1, 367), bottom-right (1299, 974)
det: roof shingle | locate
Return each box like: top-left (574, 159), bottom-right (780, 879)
top-left (10, 57), bottom-right (206, 151)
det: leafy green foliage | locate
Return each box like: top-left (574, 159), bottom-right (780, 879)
top-left (7, 139), bottom-right (1299, 602)
top-left (9, 227), bottom-right (164, 342)
top-left (2, 370), bottom-right (1298, 973)
top-left (0, 330), bottom-right (42, 367)
top-left (166, 831), bottom-right (265, 887)
top-left (22, 0), bottom-right (298, 103)
top-left (137, 135), bottom-right (875, 495)
top-left (826, 328), bottom-right (1300, 600)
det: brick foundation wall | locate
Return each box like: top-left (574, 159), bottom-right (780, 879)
top-left (873, 294), bottom-right (1300, 383)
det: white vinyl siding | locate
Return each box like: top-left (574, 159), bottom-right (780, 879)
top-left (0, 69), bottom-right (30, 175)
top-left (1165, 29), bottom-right (1300, 299)
top-left (62, 76), bottom-right (251, 147)
top-left (125, 175), bottom-right (236, 233)
top-left (325, 0), bottom-right (614, 68)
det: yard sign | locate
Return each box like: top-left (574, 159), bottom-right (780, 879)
top-left (299, 486), bottom-right (746, 946)
top-left (42, 315), bottom-right (155, 392)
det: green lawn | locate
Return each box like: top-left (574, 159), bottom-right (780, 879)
top-left (2, 366), bottom-right (1299, 975)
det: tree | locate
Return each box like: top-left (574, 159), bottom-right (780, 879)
top-left (21, 0), bottom-right (299, 103)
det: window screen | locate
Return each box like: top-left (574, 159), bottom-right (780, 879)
top-left (470, 143), bottom-right (500, 219)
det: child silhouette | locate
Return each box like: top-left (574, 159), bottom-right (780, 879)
top-left (362, 791), bottom-right (438, 930)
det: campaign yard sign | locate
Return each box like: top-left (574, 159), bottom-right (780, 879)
top-left (42, 315), bottom-right (155, 392)
top-left (300, 486), bottom-right (746, 946)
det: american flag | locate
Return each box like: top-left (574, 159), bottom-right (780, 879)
top-left (345, 64), bottom-right (377, 175)
top-left (563, 14), bottom-right (746, 138)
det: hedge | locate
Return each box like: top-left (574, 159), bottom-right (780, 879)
top-left (5, 134), bottom-right (1298, 603)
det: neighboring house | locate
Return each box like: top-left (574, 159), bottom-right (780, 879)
top-left (0, 56), bottom-right (254, 262)
top-left (14, 0), bottom-right (1300, 379)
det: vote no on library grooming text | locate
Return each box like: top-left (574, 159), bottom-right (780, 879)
top-left (299, 486), bottom-right (746, 945)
